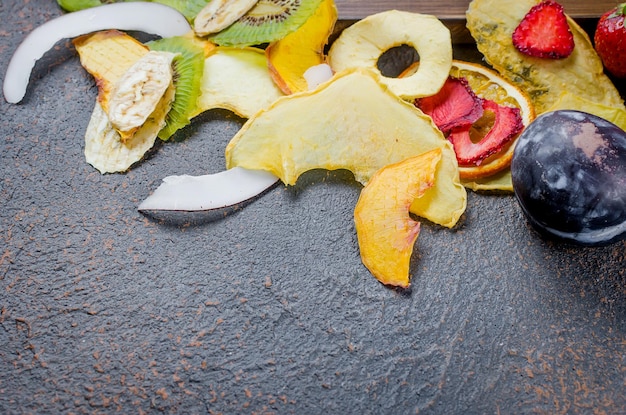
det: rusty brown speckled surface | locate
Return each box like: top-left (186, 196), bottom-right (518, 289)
top-left (1, 1), bottom-right (625, 414)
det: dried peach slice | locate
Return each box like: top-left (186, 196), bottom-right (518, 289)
top-left (355, 148), bottom-right (441, 288)
top-left (225, 68), bottom-right (467, 228)
top-left (266, 0), bottom-right (337, 94)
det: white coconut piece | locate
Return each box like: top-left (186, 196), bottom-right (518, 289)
top-left (138, 168), bottom-right (279, 212)
top-left (3, 2), bottom-right (191, 104)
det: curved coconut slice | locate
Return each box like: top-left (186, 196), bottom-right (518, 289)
top-left (194, 47), bottom-right (284, 119)
top-left (225, 68), bottom-right (467, 228)
top-left (266, 0), bottom-right (337, 94)
top-left (355, 148), bottom-right (441, 288)
top-left (327, 10), bottom-right (452, 100)
top-left (3, 2), bottom-right (191, 104)
top-left (303, 64), bottom-right (334, 90)
top-left (138, 167), bottom-right (278, 211)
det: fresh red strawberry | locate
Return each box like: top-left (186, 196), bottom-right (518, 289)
top-left (448, 100), bottom-right (524, 166)
top-left (595, 4), bottom-right (626, 78)
top-left (512, 1), bottom-right (575, 59)
top-left (416, 77), bottom-right (484, 133)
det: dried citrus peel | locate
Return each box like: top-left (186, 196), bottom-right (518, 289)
top-left (226, 68), bottom-right (467, 228)
top-left (3, 2), bottom-right (191, 104)
top-left (355, 148), bottom-right (441, 288)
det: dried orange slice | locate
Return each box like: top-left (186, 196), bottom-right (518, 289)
top-left (403, 59), bottom-right (534, 190)
top-left (449, 60), bottom-right (535, 183)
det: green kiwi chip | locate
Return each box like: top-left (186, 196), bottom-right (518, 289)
top-left (147, 36), bottom-right (205, 140)
top-left (208, 0), bottom-right (324, 47)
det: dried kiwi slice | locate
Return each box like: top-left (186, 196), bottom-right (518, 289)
top-left (208, 0), bottom-right (324, 47)
top-left (147, 36), bottom-right (205, 140)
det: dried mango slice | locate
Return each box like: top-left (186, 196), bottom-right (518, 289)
top-left (266, 0), bottom-right (337, 94)
top-left (73, 30), bottom-right (149, 115)
top-left (225, 68), bottom-right (467, 228)
top-left (466, 0), bottom-right (625, 115)
top-left (194, 47), bottom-right (285, 119)
top-left (355, 148), bottom-right (441, 288)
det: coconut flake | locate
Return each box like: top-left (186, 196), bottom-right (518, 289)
top-left (3, 2), bottom-right (191, 104)
top-left (303, 63), bottom-right (334, 90)
top-left (138, 168), bottom-right (279, 212)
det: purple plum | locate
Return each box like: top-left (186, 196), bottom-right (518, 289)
top-left (511, 110), bottom-right (626, 246)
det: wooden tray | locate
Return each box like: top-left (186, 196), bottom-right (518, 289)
top-left (334, 0), bottom-right (616, 19)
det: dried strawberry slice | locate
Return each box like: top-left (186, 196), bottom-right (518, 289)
top-left (448, 99), bottom-right (524, 166)
top-left (512, 0), bottom-right (574, 59)
top-left (416, 76), bottom-right (483, 133)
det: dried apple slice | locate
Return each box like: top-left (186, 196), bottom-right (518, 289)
top-left (194, 47), bottom-right (285, 119)
top-left (225, 68), bottom-right (467, 228)
top-left (355, 148), bottom-right (441, 288)
top-left (327, 10), bottom-right (452, 100)
top-left (266, 0), bottom-right (337, 94)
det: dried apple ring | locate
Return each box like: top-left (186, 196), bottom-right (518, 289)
top-left (327, 10), bottom-right (452, 100)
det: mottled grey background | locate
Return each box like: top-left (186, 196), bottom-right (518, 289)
top-left (1, 1), bottom-right (625, 414)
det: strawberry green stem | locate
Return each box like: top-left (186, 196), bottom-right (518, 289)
top-left (612, 3), bottom-right (626, 17)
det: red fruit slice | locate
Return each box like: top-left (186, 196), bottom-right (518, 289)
top-left (512, 0), bottom-right (574, 59)
top-left (448, 99), bottom-right (524, 166)
top-left (416, 76), bottom-right (484, 133)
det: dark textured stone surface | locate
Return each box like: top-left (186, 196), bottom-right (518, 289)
top-left (1, 2), bottom-right (625, 414)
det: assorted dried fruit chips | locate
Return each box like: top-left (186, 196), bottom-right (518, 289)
top-left (6, 0), bottom-right (626, 287)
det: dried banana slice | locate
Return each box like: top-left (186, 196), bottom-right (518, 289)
top-left (108, 51), bottom-right (176, 139)
top-left (194, 0), bottom-right (259, 36)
